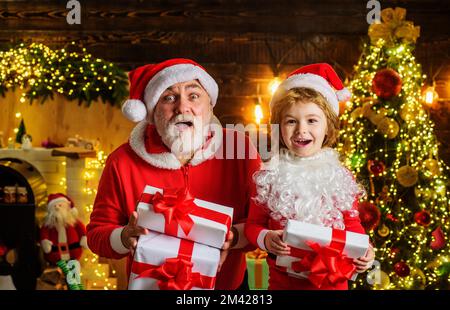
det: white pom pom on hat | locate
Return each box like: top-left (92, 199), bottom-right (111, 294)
top-left (121, 58), bottom-right (219, 122)
top-left (270, 63), bottom-right (351, 116)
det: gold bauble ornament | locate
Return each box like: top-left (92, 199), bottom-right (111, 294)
top-left (378, 224), bottom-right (390, 237)
top-left (367, 269), bottom-right (390, 290)
top-left (423, 158), bottom-right (440, 177)
top-left (368, 108), bottom-right (388, 125)
top-left (397, 165), bottom-right (418, 187)
top-left (399, 103), bottom-right (418, 121)
top-left (377, 117), bottom-right (399, 139)
top-left (368, 112), bottom-right (384, 125)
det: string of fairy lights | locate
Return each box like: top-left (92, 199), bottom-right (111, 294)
top-left (0, 42), bottom-right (127, 106)
top-left (338, 39), bottom-right (450, 289)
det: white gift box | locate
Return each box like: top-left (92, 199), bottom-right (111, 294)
top-left (136, 185), bottom-right (233, 249)
top-left (128, 231), bottom-right (220, 290)
top-left (276, 220), bottom-right (369, 281)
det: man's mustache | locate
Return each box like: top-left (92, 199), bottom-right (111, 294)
top-left (169, 114), bottom-right (195, 125)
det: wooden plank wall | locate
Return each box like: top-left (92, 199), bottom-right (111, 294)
top-left (1, 0), bottom-right (449, 290)
top-left (0, 0), bottom-right (449, 157)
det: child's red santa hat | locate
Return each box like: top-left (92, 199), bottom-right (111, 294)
top-left (122, 58), bottom-right (219, 122)
top-left (47, 193), bottom-right (74, 210)
top-left (270, 63), bottom-right (351, 116)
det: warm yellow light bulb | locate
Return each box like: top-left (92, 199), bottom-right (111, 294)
top-left (15, 112), bottom-right (21, 118)
top-left (423, 86), bottom-right (439, 105)
top-left (254, 103), bottom-right (263, 124)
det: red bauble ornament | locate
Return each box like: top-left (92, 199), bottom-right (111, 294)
top-left (368, 159), bottom-right (385, 176)
top-left (394, 261), bottom-right (410, 277)
top-left (414, 210), bottom-right (431, 226)
top-left (358, 201), bottom-right (381, 231)
top-left (372, 68), bottom-right (402, 99)
top-left (430, 226), bottom-right (445, 250)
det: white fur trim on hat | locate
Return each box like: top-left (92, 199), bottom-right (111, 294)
top-left (143, 64), bottom-right (218, 114)
top-left (47, 197), bottom-right (71, 210)
top-left (122, 99), bottom-right (148, 122)
top-left (270, 73), bottom-right (340, 116)
top-left (336, 88), bottom-right (351, 102)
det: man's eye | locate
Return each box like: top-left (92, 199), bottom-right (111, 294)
top-left (164, 95), bottom-right (176, 102)
top-left (190, 93), bottom-right (199, 100)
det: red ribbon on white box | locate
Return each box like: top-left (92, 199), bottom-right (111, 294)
top-left (131, 238), bottom-right (216, 290)
top-left (288, 229), bottom-right (356, 288)
top-left (139, 188), bottom-right (232, 238)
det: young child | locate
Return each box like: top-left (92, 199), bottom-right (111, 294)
top-left (245, 63), bottom-right (375, 290)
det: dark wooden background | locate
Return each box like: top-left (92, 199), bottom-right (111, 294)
top-left (1, 0), bottom-right (450, 162)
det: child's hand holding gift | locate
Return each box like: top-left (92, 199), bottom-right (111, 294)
top-left (264, 230), bottom-right (291, 256)
top-left (353, 244), bottom-right (375, 273)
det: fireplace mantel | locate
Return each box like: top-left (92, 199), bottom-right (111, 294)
top-left (0, 147), bottom-right (96, 222)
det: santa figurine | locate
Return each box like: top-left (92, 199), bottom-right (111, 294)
top-left (39, 193), bottom-right (88, 265)
top-left (0, 243), bottom-right (16, 290)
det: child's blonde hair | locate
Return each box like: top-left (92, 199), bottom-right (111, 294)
top-left (270, 87), bottom-right (339, 148)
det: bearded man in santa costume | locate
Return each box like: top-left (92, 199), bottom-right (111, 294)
top-left (40, 193), bottom-right (88, 265)
top-left (87, 58), bottom-right (261, 290)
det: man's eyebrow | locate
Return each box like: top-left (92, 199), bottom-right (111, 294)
top-left (184, 83), bottom-right (201, 90)
top-left (165, 83), bottom-right (201, 92)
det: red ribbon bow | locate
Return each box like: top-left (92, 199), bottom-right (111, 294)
top-left (140, 188), bottom-right (232, 240)
top-left (131, 239), bottom-right (216, 290)
top-left (136, 258), bottom-right (196, 290)
top-left (151, 189), bottom-right (196, 236)
top-left (290, 229), bottom-right (356, 288)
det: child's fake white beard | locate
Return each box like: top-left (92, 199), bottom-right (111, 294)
top-left (253, 148), bottom-right (365, 229)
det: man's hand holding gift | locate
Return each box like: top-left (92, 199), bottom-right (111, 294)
top-left (121, 211), bottom-right (149, 254)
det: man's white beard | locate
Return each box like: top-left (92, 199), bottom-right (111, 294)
top-left (44, 206), bottom-right (77, 228)
top-left (160, 114), bottom-right (209, 159)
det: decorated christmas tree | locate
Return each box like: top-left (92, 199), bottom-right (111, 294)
top-left (338, 7), bottom-right (450, 289)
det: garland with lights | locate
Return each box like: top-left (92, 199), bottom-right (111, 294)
top-left (0, 43), bottom-right (128, 106)
top-left (338, 7), bottom-right (450, 289)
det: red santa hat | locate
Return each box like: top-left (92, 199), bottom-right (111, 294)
top-left (47, 193), bottom-right (74, 210)
top-left (270, 63), bottom-right (351, 116)
top-left (121, 58), bottom-right (219, 122)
